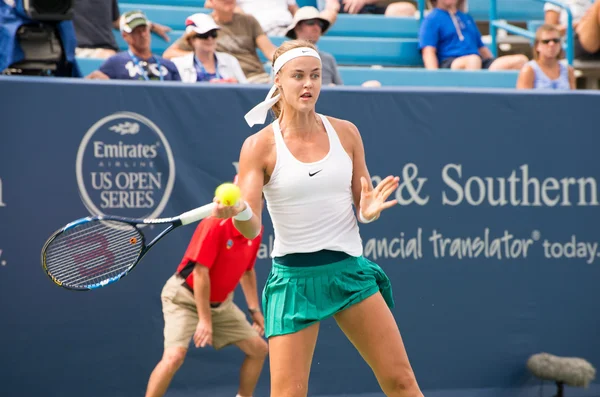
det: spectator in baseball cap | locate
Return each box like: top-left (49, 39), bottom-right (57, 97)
top-left (86, 10), bottom-right (181, 81)
top-left (171, 13), bottom-right (247, 83)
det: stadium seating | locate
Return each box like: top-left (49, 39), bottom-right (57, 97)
top-left (108, 0), bottom-right (528, 88)
top-left (268, 36), bottom-right (422, 65)
top-left (76, 56), bottom-right (518, 87)
top-left (119, 0), bottom-right (318, 7)
top-left (120, 0), bottom-right (206, 7)
top-left (118, 4), bottom-right (420, 38)
top-left (296, 0), bottom-right (318, 7)
top-left (464, 0), bottom-right (544, 21)
top-left (326, 66), bottom-right (518, 87)
top-left (269, 64), bottom-right (519, 87)
top-left (120, 0), bottom-right (545, 22)
top-left (327, 15), bottom-right (419, 38)
top-left (113, 31), bottom-right (423, 66)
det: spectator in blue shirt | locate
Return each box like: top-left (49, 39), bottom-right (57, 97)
top-left (418, 0), bottom-right (528, 70)
top-left (86, 11), bottom-right (181, 81)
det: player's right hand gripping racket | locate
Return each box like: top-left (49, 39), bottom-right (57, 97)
top-left (41, 203), bottom-right (216, 291)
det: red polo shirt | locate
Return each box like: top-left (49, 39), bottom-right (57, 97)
top-left (176, 217), bottom-right (263, 302)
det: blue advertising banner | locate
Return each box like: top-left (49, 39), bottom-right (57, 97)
top-left (1, 76), bottom-right (599, 397)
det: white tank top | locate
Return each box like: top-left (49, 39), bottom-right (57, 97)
top-left (263, 114), bottom-right (363, 258)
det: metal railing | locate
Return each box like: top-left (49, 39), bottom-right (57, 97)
top-left (417, 0), bottom-right (426, 24)
top-left (489, 0), bottom-right (574, 65)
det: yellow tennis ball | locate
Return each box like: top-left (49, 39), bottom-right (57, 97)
top-left (215, 183), bottom-right (241, 206)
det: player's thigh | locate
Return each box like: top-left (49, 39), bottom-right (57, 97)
top-left (269, 323), bottom-right (320, 397)
top-left (333, 292), bottom-right (419, 389)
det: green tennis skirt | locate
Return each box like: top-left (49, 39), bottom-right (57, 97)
top-left (262, 250), bottom-right (395, 338)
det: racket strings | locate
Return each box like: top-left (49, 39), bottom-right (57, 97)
top-left (44, 220), bottom-right (143, 288)
top-left (53, 242), bottom-right (139, 284)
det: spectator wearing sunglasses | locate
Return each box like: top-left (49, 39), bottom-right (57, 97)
top-left (171, 14), bottom-right (247, 83)
top-left (419, 0), bottom-right (528, 70)
top-left (163, 0), bottom-right (276, 84)
top-left (85, 11), bottom-right (181, 81)
top-left (517, 24), bottom-right (575, 89)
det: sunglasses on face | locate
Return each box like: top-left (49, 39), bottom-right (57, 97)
top-left (541, 38), bottom-right (561, 44)
top-left (195, 30), bottom-right (218, 40)
top-left (302, 19), bottom-right (324, 29)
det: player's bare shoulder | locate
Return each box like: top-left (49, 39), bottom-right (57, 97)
top-left (323, 115), bottom-right (362, 154)
top-left (325, 115), bottom-right (361, 136)
top-left (241, 124), bottom-right (276, 158)
top-left (239, 124), bottom-right (277, 177)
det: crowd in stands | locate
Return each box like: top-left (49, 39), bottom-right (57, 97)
top-left (3, 0), bottom-right (600, 90)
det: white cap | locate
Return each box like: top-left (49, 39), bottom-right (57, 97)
top-left (185, 13), bottom-right (220, 35)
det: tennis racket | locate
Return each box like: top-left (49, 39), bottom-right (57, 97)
top-left (41, 203), bottom-right (216, 291)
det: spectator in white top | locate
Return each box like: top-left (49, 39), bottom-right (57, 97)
top-left (163, 0), bottom-right (276, 84)
top-left (171, 14), bottom-right (247, 83)
top-left (545, 0), bottom-right (600, 60)
top-left (236, 0), bottom-right (299, 36)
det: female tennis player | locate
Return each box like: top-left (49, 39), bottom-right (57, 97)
top-left (212, 39), bottom-right (423, 397)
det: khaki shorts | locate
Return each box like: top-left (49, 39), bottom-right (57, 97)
top-left (161, 274), bottom-right (258, 350)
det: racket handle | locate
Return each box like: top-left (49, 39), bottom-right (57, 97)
top-left (179, 203), bottom-right (216, 225)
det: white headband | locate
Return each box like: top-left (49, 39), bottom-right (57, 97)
top-left (244, 47), bottom-right (321, 127)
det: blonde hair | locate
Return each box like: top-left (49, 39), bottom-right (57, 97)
top-left (533, 24), bottom-right (564, 60)
top-left (185, 31), bottom-right (196, 47)
top-left (270, 40), bottom-right (319, 119)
